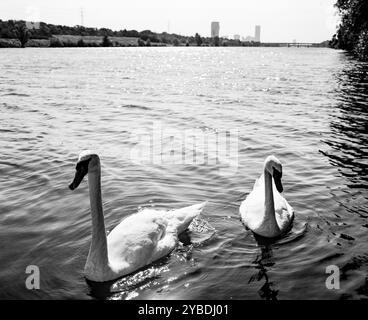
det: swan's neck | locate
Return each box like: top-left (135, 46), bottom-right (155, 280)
top-left (263, 169), bottom-right (280, 232)
top-left (85, 166), bottom-right (109, 274)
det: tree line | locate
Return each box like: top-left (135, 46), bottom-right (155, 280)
top-left (0, 19), bottom-right (225, 47)
top-left (0, 19), bottom-right (263, 48)
top-left (330, 0), bottom-right (368, 60)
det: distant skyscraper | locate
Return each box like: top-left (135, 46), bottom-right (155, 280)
top-left (234, 34), bottom-right (240, 40)
top-left (211, 22), bottom-right (220, 38)
top-left (255, 25), bottom-right (261, 42)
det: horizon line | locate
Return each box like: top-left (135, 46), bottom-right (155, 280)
top-left (0, 17), bottom-right (332, 43)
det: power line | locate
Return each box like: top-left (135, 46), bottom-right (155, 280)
top-left (81, 8), bottom-right (84, 27)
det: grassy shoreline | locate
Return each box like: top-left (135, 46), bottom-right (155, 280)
top-left (0, 35), bottom-right (169, 48)
top-left (0, 36), bottom-right (330, 48)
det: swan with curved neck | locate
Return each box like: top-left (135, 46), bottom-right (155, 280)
top-left (69, 150), bottom-right (207, 282)
top-left (239, 155), bottom-right (294, 238)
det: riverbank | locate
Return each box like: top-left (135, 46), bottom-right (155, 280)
top-left (0, 19), bottom-right (329, 49)
top-left (0, 36), bottom-right (330, 48)
top-left (0, 35), bottom-right (166, 48)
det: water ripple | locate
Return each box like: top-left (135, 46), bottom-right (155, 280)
top-left (0, 48), bottom-right (367, 300)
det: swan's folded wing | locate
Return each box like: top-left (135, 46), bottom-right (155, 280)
top-left (107, 210), bottom-right (169, 271)
top-left (150, 233), bottom-right (177, 263)
top-left (274, 192), bottom-right (294, 230)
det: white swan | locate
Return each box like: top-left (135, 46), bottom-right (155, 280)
top-left (69, 150), bottom-right (207, 282)
top-left (239, 155), bottom-right (294, 238)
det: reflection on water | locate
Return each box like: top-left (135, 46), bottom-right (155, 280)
top-left (322, 56), bottom-right (368, 190)
top-left (249, 236), bottom-right (279, 300)
top-left (0, 48), bottom-right (367, 300)
top-left (87, 259), bottom-right (170, 300)
top-left (319, 54), bottom-right (368, 299)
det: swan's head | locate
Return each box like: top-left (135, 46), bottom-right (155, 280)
top-left (264, 155), bottom-right (283, 193)
top-left (69, 150), bottom-right (100, 191)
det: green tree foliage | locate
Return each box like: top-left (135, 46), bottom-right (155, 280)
top-left (102, 35), bottom-right (112, 47)
top-left (77, 38), bottom-right (85, 47)
top-left (332, 0), bottom-right (368, 60)
top-left (355, 30), bottom-right (368, 60)
top-left (173, 38), bottom-right (180, 46)
top-left (0, 19), bottom-right (164, 42)
top-left (14, 23), bottom-right (29, 48)
top-left (195, 33), bottom-right (202, 46)
top-left (0, 19), bottom-right (243, 48)
top-left (50, 36), bottom-right (63, 47)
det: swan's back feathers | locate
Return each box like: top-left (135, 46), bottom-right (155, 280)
top-left (165, 201), bottom-right (207, 234)
top-left (107, 210), bottom-right (169, 272)
top-left (105, 202), bottom-right (207, 277)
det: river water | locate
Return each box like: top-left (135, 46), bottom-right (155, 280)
top-left (0, 47), bottom-right (367, 300)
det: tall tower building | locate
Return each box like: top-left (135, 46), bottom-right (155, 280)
top-left (255, 25), bottom-right (261, 42)
top-left (211, 22), bottom-right (220, 38)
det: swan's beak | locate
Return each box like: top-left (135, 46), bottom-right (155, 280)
top-left (273, 168), bottom-right (283, 193)
top-left (69, 160), bottom-right (89, 190)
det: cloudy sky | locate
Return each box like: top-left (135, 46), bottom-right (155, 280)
top-left (0, 0), bottom-right (339, 42)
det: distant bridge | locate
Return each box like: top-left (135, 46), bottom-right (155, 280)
top-left (286, 42), bottom-right (317, 47)
top-left (260, 42), bottom-right (328, 48)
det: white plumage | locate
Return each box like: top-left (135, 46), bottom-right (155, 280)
top-left (240, 155), bottom-right (294, 238)
top-left (105, 204), bottom-right (206, 279)
top-left (69, 150), bottom-right (206, 282)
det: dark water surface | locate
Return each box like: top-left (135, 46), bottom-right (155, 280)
top-left (0, 47), bottom-right (367, 300)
